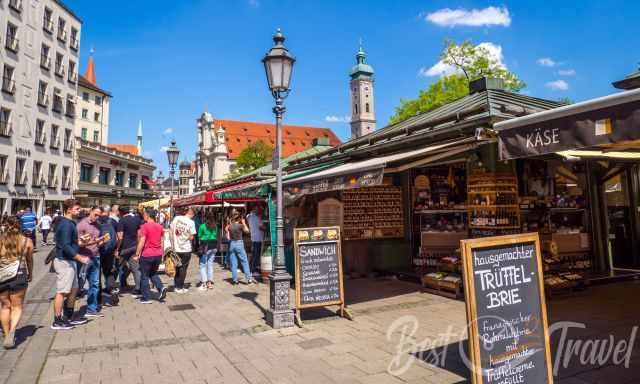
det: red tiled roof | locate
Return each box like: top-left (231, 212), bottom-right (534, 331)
top-left (107, 144), bottom-right (139, 156)
top-left (215, 119), bottom-right (341, 160)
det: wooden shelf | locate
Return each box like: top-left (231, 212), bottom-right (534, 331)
top-left (469, 225), bottom-right (521, 229)
top-left (467, 190), bottom-right (518, 194)
top-left (468, 205), bottom-right (519, 209)
top-left (415, 209), bottom-right (467, 214)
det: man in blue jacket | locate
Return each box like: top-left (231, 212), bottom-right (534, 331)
top-left (52, 199), bottom-right (91, 330)
top-left (19, 207), bottom-right (38, 250)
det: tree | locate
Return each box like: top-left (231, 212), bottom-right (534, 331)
top-left (390, 40), bottom-right (526, 125)
top-left (226, 140), bottom-right (273, 180)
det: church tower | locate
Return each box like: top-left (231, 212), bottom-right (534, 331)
top-left (349, 44), bottom-right (376, 139)
top-left (137, 120), bottom-right (143, 155)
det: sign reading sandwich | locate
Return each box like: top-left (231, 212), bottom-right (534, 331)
top-left (461, 233), bottom-right (553, 384)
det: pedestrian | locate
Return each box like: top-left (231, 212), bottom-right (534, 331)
top-left (110, 205), bottom-right (120, 223)
top-left (170, 208), bottom-right (196, 293)
top-left (193, 210), bottom-right (203, 257)
top-left (0, 217), bottom-right (33, 349)
top-left (1, 213), bottom-right (8, 226)
top-left (134, 208), bottom-right (167, 304)
top-left (197, 212), bottom-right (217, 290)
top-left (117, 207), bottom-right (142, 296)
top-left (246, 205), bottom-right (265, 275)
top-left (51, 199), bottom-right (89, 330)
top-left (225, 212), bottom-right (255, 285)
top-left (38, 209), bottom-right (53, 246)
top-left (18, 207), bottom-right (37, 251)
top-left (98, 206), bottom-right (119, 306)
top-left (76, 206), bottom-right (107, 318)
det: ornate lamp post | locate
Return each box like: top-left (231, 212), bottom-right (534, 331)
top-left (166, 140), bottom-right (180, 220)
top-left (263, 28), bottom-right (295, 329)
top-left (156, 170), bottom-right (164, 209)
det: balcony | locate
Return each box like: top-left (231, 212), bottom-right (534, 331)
top-left (54, 63), bottom-right (65, 78)
top-left (57, 29), bottom-right (67, 43)
top-left (2, 77), bottom-right (16, 95)
top-left (52, 96), bottom-right (63, 113)
top-left (40, 55), bottom-right (51, 70)
top-left (68, 71), bottom-right (77, 84)
top-left (70, 38), bottom-right (79, 51)
top-left (8, 0), bottom-right (22, 13)
top-left (0, 121), bottom-right (12, 137)
top-left (43, 18), bottom-right (54, 34)
top-left (37, 92), bottom-right (49, 107)
top-left (5, 36), bottom-right (19, 53)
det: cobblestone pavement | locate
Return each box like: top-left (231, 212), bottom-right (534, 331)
top-left (3, 250), bottom-right (639, 384)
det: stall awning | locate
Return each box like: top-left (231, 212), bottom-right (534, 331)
top-left (142, 176), bottom-right (155, 187)
top-left (495, 88), bottom-right (640, 160)
top-left (173, 180), bottom-right (264, 207)
top-left (284, 137), bottom-right (484, 197)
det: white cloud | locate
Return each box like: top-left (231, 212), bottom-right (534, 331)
top-left (325, 115), bottom-right (351, 123)
top-left (558, 69), bottom-right (576, 76)
top-left (426, 6), bottom-right (511, 27)
top-left (162, 128), bottom-right (173, 136)
top-left (536, 57), bottom-right (557, 67)
top-left (160, 146), bottom-right (169, 152)
top-left (419, 42), bottom-right (506, 78)
top-left (545, 80), bottom-right (569, 91)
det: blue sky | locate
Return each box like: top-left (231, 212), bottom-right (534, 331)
top-left (65, 0), bottom-right (640, 174)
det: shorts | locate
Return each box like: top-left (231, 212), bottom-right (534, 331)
top-left (53, 258), bottom-right (78, 294)
top-left (0, 281), bottom-right (27, 294)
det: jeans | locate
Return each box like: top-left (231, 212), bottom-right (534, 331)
top-left (174, 252), bottom-right (192, 289)
top-left (229, 240), bottom-right (251, 282)
top-left (199, 249), bottom-right (216, 283)
top-left (119, 254), bottom-right (141, 291)
top-left (42, 229), bottom-right (50, 243)
top-left (86, 256), bottom-right (101, 313)
top-left (251, 241), bottom-right (262, 273)
top-left (100, 252), bottom-right (116, 292)
top-left (139, 256), bottom-right (163, 301)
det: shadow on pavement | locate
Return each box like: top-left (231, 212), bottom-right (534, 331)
top-left (234, 291), bottom-right (268, 320)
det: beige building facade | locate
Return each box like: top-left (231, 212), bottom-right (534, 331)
top-left (75, 54), bottom-right (110, 145)
top-left (0, 0), bottom-right (81, 215)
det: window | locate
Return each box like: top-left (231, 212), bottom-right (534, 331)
top-left (2, 65), bottom-right (15, 94)
top-left (70, 28), bottom-right (79, 50)
top-left (57, 18), bottom-right (67, 42)
top-left (48, 164), bottom-right (57, 188)
top-left (99, 167), bottom-right (110, 185)
top-left (55, 53), bottom-right (64, 77)
top-left (82, 92), bottom-right (89, 101)
top-left (365, 103), bottom-right (370, 113)
top-left (95, 96), bottom-right (102, 105)
top-left (65, 94), bottom-right (75, 117)
top-left (0, 155), bottom-right (7, 184)
top-left (115, 171), bottom-right (125, 187)
top-left (5, 23), bottom-right (18, 53)
top-left (35, 119), bottom-right (45, 145)
top-left (94, 112), bottom-right (100, 122)
top-left (32, 161), bottom-right (42, 186)
top-left (50, 125), bottom-right (60, 149)
top-left (37, 81), bottom-right (48, 106)
top-left (128, 174), bottom-right (138, 188)
top-left (68, 60), bottom-right (76, 83)
top-left (81, 127), bottom-right (87, 140)
top-left (0, 108), bottom-right (12, 137)
top-left (81, 109), bottom-right (88, 119)
top-left (43, 8), bottom-right (53, 33)
top-left (52, 89), bottom-right (63, 112)
top-left (93, 130), bottom-right (99, 143)
top-left (62, 166), bottom-right (70, 189)
top-left (15, 158), bottom-right (26, 185)
top-left (354, 104), bottom-right (358, 114)
top-left (80, 163), bottom-right (93, 183)
top-left (63, 129), bottom-right (72, 152)
top-left (40, 44), bottom-right (51, 70)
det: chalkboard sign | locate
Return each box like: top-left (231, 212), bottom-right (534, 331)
top-left (294, 227), bottom-right (344, 309)
top-left (461, 233), bottom-right (553, 384)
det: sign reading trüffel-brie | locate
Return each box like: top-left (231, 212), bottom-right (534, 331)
top-left (461, 233), bottom-right (553, 384)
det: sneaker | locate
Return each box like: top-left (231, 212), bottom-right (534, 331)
top-left (131, 290), bottom-right (142, 298)
top-left (68, 317), bottom-right (88, 326)
top-left (110, 292), bottom-right (120, 306)
top-left (85, 311), bottom-right (104, 318)
top-left (231, 280), bottom-right (239, 286)
top-left (3, 330), bottom-right (15, 349)
top-left (206, 281), bottom-right (214, 289)
top-left (51, 318), bottom-right (74, 330)
top-left (139, 299), bottom-right (153, 304)
top-left (196, 282), bottom-right (204, 288)
top-left (246, 278), bottom-right (257, 285)
top-left (198, 284), bottom-right (207, 291)
top-left (176, 288), bottom-right (188, 294)
top-left (158, 287), bottom-right (167, 301)
top-left (112, 287), bottom-right (120, 295)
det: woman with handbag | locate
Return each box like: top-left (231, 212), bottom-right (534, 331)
top-left (0, 216), bottom-right (33, 349)
top-left (197, 212), bottom-right (217, 290)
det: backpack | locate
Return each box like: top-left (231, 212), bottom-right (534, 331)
top-left (98, 218), bottom-right (117, 255)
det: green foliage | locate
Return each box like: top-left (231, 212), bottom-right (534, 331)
top-left (389, 40), bottom-right (527, 125)
top-left (226, 140), bottom-right (273, 180)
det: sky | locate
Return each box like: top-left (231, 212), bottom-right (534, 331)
top-left (64, 0), bottom-right (640, 174)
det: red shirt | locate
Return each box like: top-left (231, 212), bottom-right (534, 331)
top-left (140, 222), bottom-right (164, 257)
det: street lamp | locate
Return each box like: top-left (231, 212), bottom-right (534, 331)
top-left (166, 140), bottom-right (180, 220)
top-left (156, 170), bottom-right (164, 210)
top-left (39, 177), bottom-right (47, 217)
top-left (263, 28), bottom-right (295, 329)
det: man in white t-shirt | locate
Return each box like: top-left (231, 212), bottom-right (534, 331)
top-left (246, 206), bottom-right (265, 274)
top-left (39, 211), bottom-right (53, 245)
top-left (170, 208), bottom-right (196, 293)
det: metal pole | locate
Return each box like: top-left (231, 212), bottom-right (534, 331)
top-left (267, 94), bottom-right (294, 329)
top-left (170, 168), bottom-right (175, 220)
